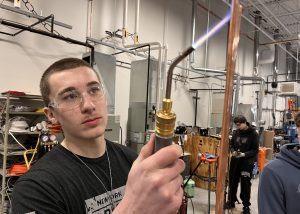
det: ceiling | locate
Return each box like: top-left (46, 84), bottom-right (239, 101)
top-left (240, 0), bottom-right (300, 52)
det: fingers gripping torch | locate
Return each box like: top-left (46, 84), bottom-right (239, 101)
top-left (154, 47), bottom-right (194, 152)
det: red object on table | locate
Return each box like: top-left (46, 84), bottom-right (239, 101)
top-left (1, 90), bottom-right (26, 96)
top-left (199, 153), bottom-right (218, 163)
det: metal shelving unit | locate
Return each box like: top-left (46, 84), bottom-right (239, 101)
top-left (0, 94), bottom-right (45, 213)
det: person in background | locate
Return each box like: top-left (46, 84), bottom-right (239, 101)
top-left (11, 58), bottom-right (185, 214)
top-left (258, 112), bottom-right (300, 214)
top-left (293, 112), bottom-right (300, 144)
top-left (225, 115), bottom-right (259, 214)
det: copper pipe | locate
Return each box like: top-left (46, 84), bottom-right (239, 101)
top-left (215, 1), bottom-right (242, 214)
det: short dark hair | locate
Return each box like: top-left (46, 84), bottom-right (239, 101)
top-left (233, 115), bottom-right (247, 124)
top-left (294, 112), bottom-right (300, 128)
top-left (40, 58), bottom-right (100, 106)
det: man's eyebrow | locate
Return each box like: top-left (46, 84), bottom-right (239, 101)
top-left (57, 87), bottom-right (76, 96)
top-left (57, 81), bottom-right (101, 96)
top-left (87, 81), bottom-right (101, 87)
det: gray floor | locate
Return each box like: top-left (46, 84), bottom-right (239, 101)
top-left (186, 176), bottom-right (259, 214)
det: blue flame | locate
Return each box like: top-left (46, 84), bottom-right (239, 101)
top-left (192, 6), bottom-right (232, 50)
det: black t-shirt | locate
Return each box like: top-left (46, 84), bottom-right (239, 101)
top-left (11, 140), bottom-right (137, 214)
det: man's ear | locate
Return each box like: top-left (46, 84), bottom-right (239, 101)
top-left (44, 107), bottom-right (59, 124)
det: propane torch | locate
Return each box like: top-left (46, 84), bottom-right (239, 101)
top-left (154, 8), bottom-right (232, 152)
top-left (154, 47), bottom-right (194, 152)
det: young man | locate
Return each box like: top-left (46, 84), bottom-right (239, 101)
top-left (226, 115), bottom-right (259, 214)
top-left (258, 112), bottom-right (300, 214)
top-left (11, 58), bottom-right (185, 214)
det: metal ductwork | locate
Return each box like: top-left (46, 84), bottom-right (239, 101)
top-left (286, 42), bottom-right (293, 81)
top-left (233, 75), bottom-right (265, 127)
top-left (293, 50), bottom-right (299, 79)
top-left (271, 29), bottom-right (280, 127)
top-left (232, 75), bottom-right (241, 120)
top-left (259, 44), bottom-right (275, 65)
top-left (253, 11), bottom-right (261, 76)
top-left (272, 29), bottom-right (280, 88)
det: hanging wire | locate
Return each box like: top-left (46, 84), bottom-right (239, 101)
top-left (188, 197), bottom-right (195, 214)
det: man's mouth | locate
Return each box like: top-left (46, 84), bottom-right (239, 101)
top-left (82, 117), bottom-right (101, 124)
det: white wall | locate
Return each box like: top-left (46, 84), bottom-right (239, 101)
top-left (0, 0), bottom-right (284, 143)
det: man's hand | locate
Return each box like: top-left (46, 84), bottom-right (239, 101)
top-left (231, 151), bottom-right (238, 157)
top-left (236, 152), bottom-right (245, 158)
top-left (115, 134), bottom-right (185, 214)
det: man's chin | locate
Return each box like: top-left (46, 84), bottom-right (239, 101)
top-left (80, 128), bottom-right (105, 140)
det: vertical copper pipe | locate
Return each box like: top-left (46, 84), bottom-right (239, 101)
top-left (215, 1), bottom-right (242, 214)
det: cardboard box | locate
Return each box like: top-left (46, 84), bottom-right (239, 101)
top-left (262, 130), bottom-right (274, 160)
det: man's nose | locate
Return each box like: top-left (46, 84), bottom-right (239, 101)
top-left (80, 94), bottom-right (96, 111)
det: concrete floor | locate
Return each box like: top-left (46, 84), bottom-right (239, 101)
top-left (186, 176), bottom-right (259, 214)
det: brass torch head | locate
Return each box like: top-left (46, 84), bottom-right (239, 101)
top-left (155, 98), bottom-right (176, 138)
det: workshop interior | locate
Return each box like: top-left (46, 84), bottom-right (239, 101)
top-left (1, 0), bottom-right (300, 213)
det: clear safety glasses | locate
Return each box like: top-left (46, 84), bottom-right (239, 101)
top-left (48, 83), bottom-right (105, 111)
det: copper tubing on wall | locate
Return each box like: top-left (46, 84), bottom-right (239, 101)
top-left (215, 1), bottom-right (242, 214)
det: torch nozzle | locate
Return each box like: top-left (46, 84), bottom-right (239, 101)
top-left (165, 46), bottom-right (194, 99)
top-left (154, 46), bottom-right (194, 152)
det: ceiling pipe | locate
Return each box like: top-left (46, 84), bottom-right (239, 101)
top-left (296, 48), bottom-right (299, 81)
top-left (271, 29), bottom-right (280, 127)
top-left (87, 37), bottom-right (227, 80)
top-left (277, 10), bottom-right (300, 18)
top-left (257, 80), bottom-right (265, 126)
top-left (88, 37), bottom-right (145, 57)
top-left (190, 0), bottom-right (197, 64)
top-left (253, 11), bottom-right (261, 76)
top-left (122, 0), bottom-right (128, 45)
top-left (204, 0), bottom-right (211, 76)
top-left (86, 0), bottom-right (93, 53)
top-left (260, 38), bottom-right (300, 45)
top-left (232, 75), bottom-right (241, 121)
top-left (0, 18), bottom-right (94, 64)
top-left (191, 66), bottom-right (226, 75)
top-left (272, 29), bottom-right (280, 84)
top-left (0, 4), bottom-right (72, 29)
top-left (134, 0), bottom-right (140, 44)
top-left (236, 75), bottom-right (266, 82)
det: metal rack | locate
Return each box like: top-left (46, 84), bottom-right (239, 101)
top-left (0, 94), bottom-right (45, 213)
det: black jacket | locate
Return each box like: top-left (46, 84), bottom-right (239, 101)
top-left (230, 123), bottom-right (259, 164)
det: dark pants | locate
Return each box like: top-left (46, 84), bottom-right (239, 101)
top-left (228, 158), bottom-right (253, 208)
